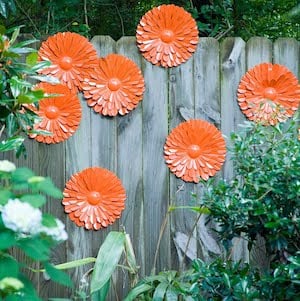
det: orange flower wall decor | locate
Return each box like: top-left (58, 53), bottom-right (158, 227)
top-left (164, 119), bottom-right (226, 182)
top-left (29, 83), bottom-right (81, 144)
top-left (238, 63), bottom-right (300, 125)
top-left (62, 167), bottom-right (126, 230)
top-left (82, 54), bottom-right (145, 116)
top-left (136, 4), bottom-right (199, 68)
top-left (38, 32), bottom-right (98, 93)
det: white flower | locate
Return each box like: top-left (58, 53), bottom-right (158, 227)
top-left (0, 160), bottom-right (16, 173)
top-left (2, 199), bottom-right (42, 234)
top-left (0, 277), bottom-right (24, 291)
top-left (40, 218), bottom-right (68, 242)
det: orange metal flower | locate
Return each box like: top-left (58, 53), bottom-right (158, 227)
top-left (62, 167), bottom-right (126, 230)
top-left (136, 4), bottom-right (199, 68)
top-left (238, 63), bottom-right (300, 125)
top-left (82, 54), bottom-right (145, 116)
top-left (38, 32), bottom-right (98, 93)
top-left (164, 119), bottom-right (226, 182)
top-left (29, 83), bottom-right (81, 144)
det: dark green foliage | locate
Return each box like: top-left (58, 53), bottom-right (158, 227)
top-left (202, 120), bottom-right (300, 263)
top-left (1, 1), bottom-right (299, 40)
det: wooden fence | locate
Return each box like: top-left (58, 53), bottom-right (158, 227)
top-left (2, 36), bottom-right (299, 300)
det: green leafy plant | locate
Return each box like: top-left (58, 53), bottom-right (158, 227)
top-left (202, 119), bottom-right (299, 263)
top-left (0, 160), bottom-right (71, 300)
top-left (0, 25), bottom-right (58, 157)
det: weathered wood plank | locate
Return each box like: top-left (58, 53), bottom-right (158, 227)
top-left (246, 37), bottom-right (272, 270)
top-left (89, 35), bottom-right (117, 301)
top-left (168, 54), bottom-right (198, 269)
top-left (273, 38), bottom-right (299, 76)
top-left (246, 37), bottom-right (272, 69)
top-left (65, 92), bottom-right (93, 296)
top-left (220, 37), bottom-right (247, 262)
top-left (141, 57), bottom-right (170, 274)
top-left (194, 38), bottom-right (222, 262)
top-left (37, 143), bottom-right (67, 298)
top-left (220, 37), bottom-right (246, 179)
top-left (116, 36), bottom-right (144, 299)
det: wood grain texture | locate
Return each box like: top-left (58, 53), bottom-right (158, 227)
top-left (1, 37), bottom-right (299, 300)
top-left (194, 38), bottom-right (222, 262)
top-left (273, 38), bottom-right (299, 76)
top-left (141, 56), bottom-right (170, 275)
top-left (220, 37), bottom-right (248, 262)
top-left (246, 37), bottom-right (272, 270)
top-left (168, 54), bottom-right (198, 269)
top-left (116, 36), bottom-right (144, 299)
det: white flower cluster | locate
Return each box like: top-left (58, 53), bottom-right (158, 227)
top-left (0, 160), bottom-right (16, 173)
top-left (1, 199), bottom-right (68, 242)
top-left (2, 199), bottom-right (42, 234)
top-left (39, 219), bottom-right (68, 242)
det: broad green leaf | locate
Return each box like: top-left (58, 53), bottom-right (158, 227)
top-left (15, 39), bottom-right (38, 49)
top-left (35, 177), bottom-right (62, 198)
top-left (0, 231), bottom-right (16, 250)
top-left (0, 189), bottom-right (13, 205)
top-left (152, 282), bottom-right (168, 300)
top-left (90, 231), bottom-right (125, 294)
top-left (12, 167), bottom-right (35, 183)
top-left (18, 238), bottom-right (50, 261)
top-left (91, 280), bottom-right (110, 301)
top-left (0, 136), bottom-right (24, 153)
top-left (165, 287), bottom-right (179, 301)
top-left (123, 283), bottom-right (153, 301)
top-left (0, 255), bottom-right (19, 278)
top-left (44, 262), bottom-right (73, 288)
top-left (20, 194), bottom-right (46, 208)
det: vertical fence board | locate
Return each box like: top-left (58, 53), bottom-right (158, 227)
top-left (65, 93), bottom-right (93, 295)
top-left (89, 35), bottom-right (117, 301)
top-left (116, 36), bottom-right (144, 299)
top-left (194, 38), bottom-right (222, 261)
top-left (246, 37), bottom-right (272, 69)
top-left (142, 58), bottom-right (170, 274)
top-left (220, 37), bottom-right (248, 262)
top-left (38, 143), bottom-right (67, 298)
top-left (274, 38), bottom-right (300, 76)
top-left (246, 37), bottom-right (272, 271)
top-left (1, 36), bottom-right (299, 301)
top-left (168, 56), bottom-right (197, 269)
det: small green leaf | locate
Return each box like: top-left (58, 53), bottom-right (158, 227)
top-left (0, 190), bottom-right (13, 205)
top-left (20, 194), bottom-right (46, 208)
top-left (44, 263), bottom-right (73, 288)
top-left (18, 238), bottom-right (50, 261)
top-left (35, 177), bottom-right (62, 198)
top-left (0, 231), bottom-right (17, 250)
top-left (26, 52), bottom-right (38, 66)
top-left (42, 214), bottom-right (57, 228)
top-left (0, 255), bottom-right (19, 279)
top-left (12, 167), bottom-right (35, 183)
